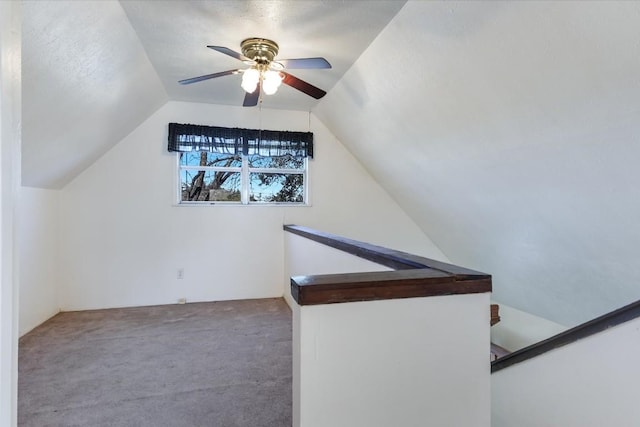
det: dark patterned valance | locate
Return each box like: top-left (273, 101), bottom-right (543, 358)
top-left (167, 123), bottom-right (313, 158)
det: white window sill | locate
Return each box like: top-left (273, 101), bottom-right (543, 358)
top-left (172, 203), bottom-right (312, 207)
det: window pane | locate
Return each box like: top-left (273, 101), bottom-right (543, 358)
top-left (248, 154), bottom-right (304, 170)
top-left (250, 173), bottom-right (304, 203)
top-left (180, 152), bottom-right (242, 167)
top-left (181, 170), bottom-right (241, 202)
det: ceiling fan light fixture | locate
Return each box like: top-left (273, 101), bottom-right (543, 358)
top-left (241, 68), bottom-right (260, 93)
top-left (181, 37), bottom-right (330, 106)
top-left (262, 70), bottom-right (283, 95)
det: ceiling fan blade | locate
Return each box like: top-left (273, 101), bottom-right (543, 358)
top-left (277, 57), bottom-right (332, 69)
top-left (178, 69), bottom-right (242, 85)
top-left (207, 45), bottom-right (252, 62)
top-left (281, 72), bottom-right (327, 99)
top-left (243, 82), bottom-right (261, 107)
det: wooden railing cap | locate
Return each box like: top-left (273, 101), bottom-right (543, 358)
top-left (285, 224), bottom-right (491, 306)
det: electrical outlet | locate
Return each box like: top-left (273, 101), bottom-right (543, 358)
top-left (178, 298), bottom-right (186, 304)
top-left (177, 268), bottom-right (184, 279)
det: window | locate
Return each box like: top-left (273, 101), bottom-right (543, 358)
top-left (168, 123), bottom-right (312, 205)
top-left (178, 152), bottom-right (306, 204)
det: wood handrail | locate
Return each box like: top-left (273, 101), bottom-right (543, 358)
top-left (286, 225), bottom-right (640, 367)
top-left (285, 224), bottom-right (491, 306)
top-left (491, 298), bottom-right (640, 372)
top-left (284, 225), bottom-right (488, 278)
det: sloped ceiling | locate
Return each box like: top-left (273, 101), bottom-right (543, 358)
top-left (21, 0), bottom-right (406, 189)
top-left (22, 1), bottom-right (640, 326)
top-left (315, 1), bottom-right (640, 326)
top-left (119, 0), bottom-right (405, 111)
top-left (22, 0), bottom-right (168, 188)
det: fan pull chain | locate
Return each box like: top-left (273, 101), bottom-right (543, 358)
top-left (258, 102), bottom-right (263, 143)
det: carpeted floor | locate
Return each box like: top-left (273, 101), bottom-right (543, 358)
top-left (18, 298), bottom-right (292, 427)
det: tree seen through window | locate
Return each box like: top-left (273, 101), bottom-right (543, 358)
top-left (179, 151), bottom-right (306, 204)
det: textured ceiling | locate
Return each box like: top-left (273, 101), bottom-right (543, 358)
top-left (22, 0), bottom-right (168, 188)
top-left (119, 0), bottom-right (405, 111)
top-left (19, 0), bottom-right (640, 327)
top-left (21, 0), bottom-right (406, 188)
top-left (315, 1), bottom-right (640, 326)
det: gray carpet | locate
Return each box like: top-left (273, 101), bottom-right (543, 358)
top-left (18, 298), bottom-right (292, 427)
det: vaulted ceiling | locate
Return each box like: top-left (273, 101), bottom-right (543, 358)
top-left (314, 1), bottom-right (640, 326)
top-left (21, 1), bottom-right (640, 326)
top-left (21, 0), bottom-right (405, 188)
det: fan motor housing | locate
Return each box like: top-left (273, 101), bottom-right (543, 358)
top-left (241, 38), bottom-right (279, 65)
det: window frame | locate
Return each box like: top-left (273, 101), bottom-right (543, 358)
top-left (175, 153), bottom-right (309, 206)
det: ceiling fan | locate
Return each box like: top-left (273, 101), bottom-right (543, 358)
top-left (179, 37), bottom-right (331, 107)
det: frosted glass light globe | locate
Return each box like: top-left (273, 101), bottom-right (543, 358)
top-left (241, 68), bottom-right (260, 93)
top-left (262, 70), bottom-right (283, 95)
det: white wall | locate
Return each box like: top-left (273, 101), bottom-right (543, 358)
top-left (285, 232), bottom-right (394, 425)
top-left (285, 230), bottom-right (489, 427)
top-left (0, 1), bottom-right (20, 425)
top-left (315, 0), bottom-right (640, 327)
top-left (491, 302), bottom-right (567, 352)
top-left (18, 187), bottom-right (59, 336)
top-left (492, 316), bottom-right (640, 426)
top-left (297, 295), bottom-right (490, 427)
top-left (58, 101), bottom-right (445, 311)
